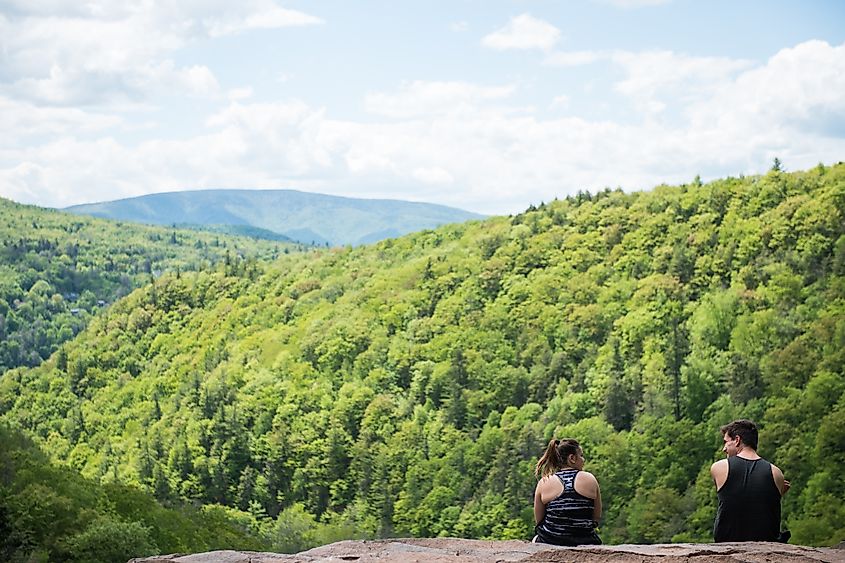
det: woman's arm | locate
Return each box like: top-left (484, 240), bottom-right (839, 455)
top-left (593, 483), bottom-right (602, 524)
top-left (534, 480), bottom-right (546, 524)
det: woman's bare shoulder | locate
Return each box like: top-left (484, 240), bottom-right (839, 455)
top-left (578, 470), bottom-right (599, 483)
top-left (536, 474), bottom-right (556, 488)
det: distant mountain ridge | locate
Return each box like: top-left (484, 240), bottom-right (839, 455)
top-left (64, 189), bottom-right (485, 246)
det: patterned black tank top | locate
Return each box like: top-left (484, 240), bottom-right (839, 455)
top-left (535, 469), bottom-right (598, 544)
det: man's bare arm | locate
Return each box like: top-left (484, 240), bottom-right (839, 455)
top-left (771, 464), bottom-right (790, 496)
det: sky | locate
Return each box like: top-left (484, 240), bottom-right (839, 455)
top-left (1, 1), bottom-right (844, 215)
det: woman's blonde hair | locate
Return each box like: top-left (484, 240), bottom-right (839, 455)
top-left (534, 438), bottom-right (581, 478)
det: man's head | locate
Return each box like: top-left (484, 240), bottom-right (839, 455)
top-left (720, 419), bottom-right (759, 455)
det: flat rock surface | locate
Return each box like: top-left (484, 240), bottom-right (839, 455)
top-left (129, 539), bottom-right (845, 563)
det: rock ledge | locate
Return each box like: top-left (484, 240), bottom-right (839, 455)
top-left (130, 538), bottom-right (845, 563)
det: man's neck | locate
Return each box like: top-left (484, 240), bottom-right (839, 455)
top-left (735, 445), bottom-right (761, 460)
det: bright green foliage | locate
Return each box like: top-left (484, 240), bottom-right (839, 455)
top-left (0, 197), bottom-right (299, 373)
top-left (1, 164), bottom-right (845, 556)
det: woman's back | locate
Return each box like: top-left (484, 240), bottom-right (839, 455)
top-left (534, 469), bottom-right (600, 545)
top-left (533, 439), bottom-right (602, 546)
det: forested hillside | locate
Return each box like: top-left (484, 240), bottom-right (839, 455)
top-left (0, 197), bottom-right (297, 373)
top-left (0, 423), bottom-right (273, 562)
top-left (2, 164), bottom-right (844, 561)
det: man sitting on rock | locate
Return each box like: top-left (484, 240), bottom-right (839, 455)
top-left (711, 419), bottom-right (790, 542)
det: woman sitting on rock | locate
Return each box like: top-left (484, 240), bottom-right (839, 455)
top-left (533, 438), bottom-right (602, 546)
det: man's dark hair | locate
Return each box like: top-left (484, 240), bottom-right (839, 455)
top-left (721, 419), bottom-right (759, 450)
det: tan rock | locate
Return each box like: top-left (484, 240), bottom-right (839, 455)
top-left (129, 539), bottom-right (845, 563)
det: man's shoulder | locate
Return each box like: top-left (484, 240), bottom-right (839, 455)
top-left (711, 458), bottom-right (728, 472)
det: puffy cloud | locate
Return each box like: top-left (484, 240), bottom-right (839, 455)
top-left (688, 40), bottom-right (845, 137)
top-left (482, 14), bottom-right (560, 51)
top-left (612, 50), bottom-right (753, 113)
top-left (0, 96), bottom-right (121, 141)
top-left (549, 95), bottom-right (570, 109)
top-left (203, 5), bottom-right (322, 37)
top-left (6, 61), bottom-right (219, 106)
top-left (364, 81), bottom-right (517, 118)
top-left (0, 1), bottom-right (320, 106)
top-left (591, 0), bottom-right (671, 7)
top-left (0, 94), bottom-right (688, 212)
top-left (228, 87), bottom-right (255, 101)
top-left (172, 65), bottom-right (220, 96)
top-left (544, 50), bottom-right (605, 67)
top-left (204, 100), bottom-right (340, 176)
top-left (2, 41), bottom-right (844, 215)
top-left (0, 13), bottom-right (185, 79)
top-left (544, 48), bottom-right (751, 104)
top-left (413, 167), bottom-right (455, 185)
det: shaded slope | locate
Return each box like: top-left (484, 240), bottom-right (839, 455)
top-left (0, 424), bottom-right (270, 562)
top-left (0, 197), bottom-right (294, 373)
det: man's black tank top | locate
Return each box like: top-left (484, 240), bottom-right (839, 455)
top-left (535, 469), bottom-right (601, 546)
top-left (714, 456), bottom-right (781, 541)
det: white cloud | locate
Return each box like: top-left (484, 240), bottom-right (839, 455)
top-left (1, 14), bottom-right (184, 77)
top-left (364, 81), bottom-right (517, 118)
top-left (542, 48), bottom-right (756, 125)
top-left (413, 167), bottom-right (454, 185)
top-left (0, 1), bottom-right (320, 106)
top-left (0, 96), bottom-right (121, 141)
top-left (171, 64), bottom-right (220, 96)
top-left (6, 60), bottom-right (219, 106)
top-left (2, 41), bottom-right (844, 215)
top-left (0, 161), bottom-right (51, 205)
top-left (450, 21), bottom-right (469, 32)
top-left (550, 95), bottom-right (570, 109)
top-left (206, 100), bottom-right (314, 130)
top-left (592, 0), bottom-right (672, 7)
top-left (544, 50), bottom-right (605, 66)
top-left (0, 94), bottom-right (692, 212)
top-left (482, 14), bottom-right (560, 51)
top-left (203, 6), bottom-right (323, 37)
top-left (544, 48), bottom-right (754, 117)
top-left (205, 100), bottom-right (336, 174)
top-left (2, 0), bottom-right (133, 18)
top-left (228, 87), bottom-right (254, 101)
top-left (612, 50), bottom-right (752, 110)
top-left (688, 40), bottom-right (845, 142)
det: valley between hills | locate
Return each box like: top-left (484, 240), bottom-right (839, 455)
top-left (2, 164), bottom-right (844, 562)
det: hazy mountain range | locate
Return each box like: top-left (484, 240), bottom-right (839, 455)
top-left (64, 189), bottom-right (485, 246)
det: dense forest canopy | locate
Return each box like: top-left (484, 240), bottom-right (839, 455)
top-left (0, 423), bottom-right (276, 562)
top-left (0, 197), bottom-right (299, 374)
top-left (2, 164), bottom-right (844, 561)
